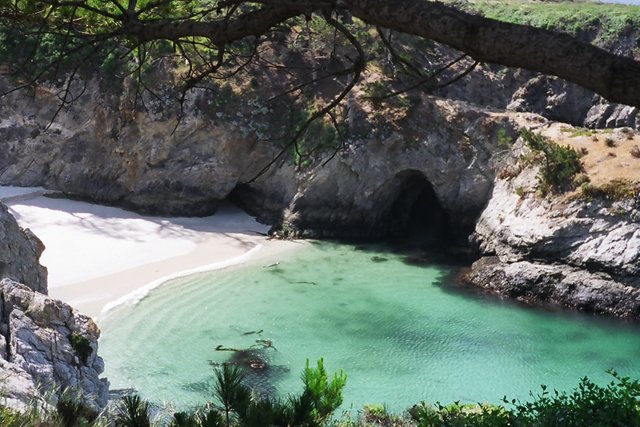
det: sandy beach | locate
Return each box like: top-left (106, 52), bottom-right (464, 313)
top-left (1, 186), bottom-right (302, 320)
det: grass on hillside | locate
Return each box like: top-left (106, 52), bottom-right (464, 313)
top-left (453, 0), bottom-right (640, 43)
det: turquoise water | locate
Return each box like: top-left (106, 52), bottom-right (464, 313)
top-left (99, 241), bottom-right (640, 413)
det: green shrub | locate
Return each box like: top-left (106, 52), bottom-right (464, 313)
top-left (115, 395), bottom-right (151, 427)
top-left (171, 404), bottom-right (224, 427)
top-left (497, 128), bottom-right (514, 148)
top-left (212, 364), bottom-right (248, 426)
top-left (520, 129), bottom-right (583, 195)
top-left (411, 402), bottom-right (512, 427)
top-left (56, 391), bottom-right (91, 427)
top-left (363, 81), bottom-right (389, 108)
top-left (69, 334), bottom-right (93, 365)
top-left (510, 370), bottom-right (640, 426)
top-left (411, 371), bottom-right (640, 427)
top-left (0, 405), bottom-right (27, 427)
top-left (204, 358), bottom-right (346, 426)
top-left (302, 358), bottom-right (348, 425)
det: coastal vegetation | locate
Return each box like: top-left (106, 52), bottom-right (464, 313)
top-left (461, 0), bottom-right (640, 46)
top-left (2, 367), bottom-right (640, 426)
top-left (69, 334), bottom-right (94, 365)
top-left (519, 129), bottom-right (584, 195)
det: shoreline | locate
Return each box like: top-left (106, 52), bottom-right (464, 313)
top-left (1, 186), bottom-right (301, 320)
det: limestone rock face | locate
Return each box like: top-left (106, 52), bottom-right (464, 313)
top-left (468, 166), bottom-right (640, 318)
top-left (278, 98), bottom-right (512, 238)
top-left (0, 279), bottom-right (108, 413)
top-left (0, 77), bottom-right (278, 216)
top-left (473, 174), bottom-right (640, 278)
top-left (0, 202), bottom-right (47, 293)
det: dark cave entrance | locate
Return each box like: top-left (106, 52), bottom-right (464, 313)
top-left (384, 170), bottom-right (453, 248)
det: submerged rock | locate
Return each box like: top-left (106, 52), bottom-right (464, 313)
top-left (0, 279), bottom-right (109, 414)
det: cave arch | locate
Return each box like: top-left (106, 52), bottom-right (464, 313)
top-left (382, 170), bottom-right (452, 247)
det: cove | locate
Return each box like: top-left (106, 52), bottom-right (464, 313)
top-left (99, 241), bottom-right (640, 413)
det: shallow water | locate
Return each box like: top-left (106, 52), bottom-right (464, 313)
top-left (99, 241), bottom-right (640, 413)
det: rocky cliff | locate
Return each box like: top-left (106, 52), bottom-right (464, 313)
top-left (0, 204), bottom-right (107, 413)
top-left (0, 203), bottom-right (47, 293)
top-left (2, 62), bottom-right (639, 317)
top-left (247, 98), bottom-right (519, 239)
top-left (0, 71), bottom-right (523, 238)
top-left (0, 12), bottom-right (639, 320)
top-left (466, 169), bottom-right (640, 318)
top-left (0, 279), bottom-right (108, 413)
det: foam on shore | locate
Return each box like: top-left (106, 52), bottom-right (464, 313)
top-left (100, 243), bottom-right (264, 314)
top-left (0, 186), bottom-right (295, 319)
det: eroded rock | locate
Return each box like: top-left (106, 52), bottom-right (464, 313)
top-left (467, 161), bottom-right (640, 318)
top-left (465, 257), bottom-right (640, 318)
top-left (0, 202), bottom-right (47, 293)
top-left (0, 279), bottom-right (108, 414)
top-left (473, 173), bottom-right (640, 278)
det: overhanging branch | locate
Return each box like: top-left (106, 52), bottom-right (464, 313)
top-left (349, 0), bottom-right (640, 107)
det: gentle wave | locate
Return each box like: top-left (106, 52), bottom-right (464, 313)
top-left (100, 243), bottom-right (264, 315)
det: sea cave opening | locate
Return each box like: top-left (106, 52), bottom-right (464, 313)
top-left (383, 170), bottom-right (454, 249)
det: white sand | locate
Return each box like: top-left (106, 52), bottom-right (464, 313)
top-left (1, 187), bottom-right (302, 320)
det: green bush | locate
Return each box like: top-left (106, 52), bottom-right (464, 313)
top-left (520, 129), bottom-right (583, 195)
top-left (197, 358), bottom-right (347, 426)
top-left (302, 358), bottom-right (348, 425)
top-left (411, 371), bottom-right (640, 427)
top-left (115, 394), bottom-right (151, 427)
top-left (69, 334), bottom-right (93, 365)
top-left (3, 369), bottom-right (640, 426)
top-left (411, 402), bottom-right (512, 427)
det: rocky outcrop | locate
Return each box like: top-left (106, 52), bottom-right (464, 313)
top-left (428, 17), bottom-right (640, 130)
top-left (0, 204), bottom-right (106, 412)
top-left (0, 202), bottom-right (47, 293)
top-left (465, 257), bottom-right (640, 318)
top-left (506, 75), bottom-right (598, 126)
top-left (0, 75), bottom-right (280, 216)
top-left (275, 98), bottom-right (513, 239)
top-left (466, 163), bottom-right (640, 318)
top-left (505, 75), bottom-right (639, 130)
top-left (0, 279), bottom-right (108, 413)
top-left (473, 171), bottom-right (640, 279)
